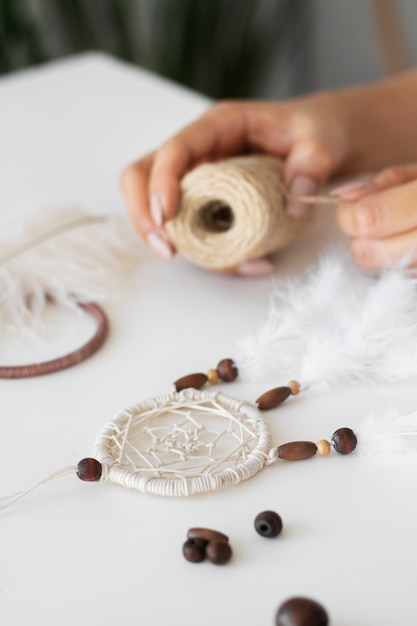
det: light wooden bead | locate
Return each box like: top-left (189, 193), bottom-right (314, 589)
top-left (316, 439), bottom-right (331, 456)
top-left (207, 369), bottom-right (219, 384)
top-left (288, 380), bottom-right (300, 395)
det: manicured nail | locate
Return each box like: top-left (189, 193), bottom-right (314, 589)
top-left (150, 193), bottom-right (164, 227)
top-left (237, 259), bottom-right (275, 277)
top-left (330, 179), bottom-right (369, 200)
top-left (287, 176), bottom-right (319, 218)
top-left (146, 230), bottom-right (174, 260)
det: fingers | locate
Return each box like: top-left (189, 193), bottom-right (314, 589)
top-left (120, 98), bottom-right (343, 268)
top-left (283, 139), bottom-right (335, 218)
top-left (213, 257), bottom-right (275, 277)
top-left (335, 176), bottom-right (417, 270)
top-left (336, 177), bottom-right (417, 239)
top-left (120, 153), bottom-right (175, 260)
top-left (351, 230), bottom-right (417, 270)
top-left (331, 164), bottom-right (417, 202)
top-left (149, 103), bottom-right (248, 223)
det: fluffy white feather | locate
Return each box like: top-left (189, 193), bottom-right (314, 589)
top-left (0, 207), bottom-right (140, 335)
top-left (356, 409), bottom-right (417, 455)
top-left (236, 248), bottom-right (417, 389)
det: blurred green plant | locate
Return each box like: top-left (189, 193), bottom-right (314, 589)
top-left (0, 0), bottom-right (308, 98)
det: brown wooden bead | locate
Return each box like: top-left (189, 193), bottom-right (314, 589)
top-left (187, 527), bottom-right (229, 543)
top-left (275, 597), bottom-right (328, 626)
top-left (216, 358), bottom-right (238, 382)
top-left (316, 439), bottom-right (331, 456)
top-left (254, 511), bottom-right (283, 538)
top-left (174, 373), bottom-right (208, 391)
top-left (331, 427), bottom-right (357, 455)
top-left (77, 458), bottom-right (102, 482)
top-left (207, 368), bottom-right (219, 384)
top-left (288, 380), bottom-right (300, 395)
top-left (256, 386), bottom-right (291, 410)
top-left (183, 538), bottom-right (206, 563)
top-left (205, 539), bottom-right (232, 565)
top-left (277, 441), bottom-right (317, 461)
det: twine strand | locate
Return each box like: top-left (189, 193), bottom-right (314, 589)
top-left (0, 466), bottom-right (76, 511)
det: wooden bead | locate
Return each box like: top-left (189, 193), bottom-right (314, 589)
top-left (205, 539), bottom-right (232, 565)
top-left (331, 427), bottom-right (357, 455)
top-left (216, 358), bottom-right (238, 382)
top-left (77, 458), bottom-right (102, 482)
top-left (316, 439), bottom-right (331, 456)
top-left (174, 373), bottom-right (208, 391)
top-left (288, 380), bottom-right (300, 395)
top-left (277, 441), bottom-right (317, 461)
top-left (183, 538), bottom-right (206, 563)
top-left (207, 368), bottom-right (219, 384)
top-left (187, 527), bottom-right (229, 543)
top-left (256, 386), bottom-right (291, 410)
top-left (254, 511), bottom-right (283, 538)
top-left (275, 597), bottom-right (328, 626)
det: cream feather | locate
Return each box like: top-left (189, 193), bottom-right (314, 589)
top-left (356, 409), bottom-right (417, 455)
top-left (0, 207), bottom-right (140, 335)
top-left (236, 249), bottom-right (417, 389)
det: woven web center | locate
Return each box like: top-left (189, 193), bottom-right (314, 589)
top-left (108, 397), bottom-right (260, 480)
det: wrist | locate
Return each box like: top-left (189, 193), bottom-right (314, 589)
top-left (319, 70), bottom-right (417, 176)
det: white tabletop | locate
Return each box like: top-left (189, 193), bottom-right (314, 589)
top-left (1, 53), bottom-right (416, 626)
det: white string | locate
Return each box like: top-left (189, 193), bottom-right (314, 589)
top-left (0, 466), bottom-right (76, 511)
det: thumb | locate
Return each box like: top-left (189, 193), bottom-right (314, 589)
top-left (283, 140), bottom-right (335, 218)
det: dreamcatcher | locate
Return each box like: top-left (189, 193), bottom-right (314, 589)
top-left (3, 248), bottom-right (417, 510)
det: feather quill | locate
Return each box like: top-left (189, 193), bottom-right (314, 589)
top-left (0, 207), bottom-right (140, 336)
top-left (236, 248), bottom-right (417, 389)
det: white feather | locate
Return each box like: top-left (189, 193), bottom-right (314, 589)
top-left (0, 207), bottom-right (140, 336)
top-left (356, 409), bottom-right (417, 455)
top-left (236, 248), bottom-right (417, 389)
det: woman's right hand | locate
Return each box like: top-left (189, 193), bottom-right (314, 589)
top-left (120, 96), bottom-right (350, 275)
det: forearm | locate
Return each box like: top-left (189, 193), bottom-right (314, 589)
top-left (313, 69), bottom-right (417, 176)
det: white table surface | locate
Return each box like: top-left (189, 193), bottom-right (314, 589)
top-left (1, 53), bottom-right (416, 626)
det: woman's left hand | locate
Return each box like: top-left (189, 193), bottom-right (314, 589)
top-left (332, 164), bottom-right (417, 270)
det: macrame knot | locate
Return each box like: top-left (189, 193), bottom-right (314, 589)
top-left (266, 447), bottom-right (279, 465)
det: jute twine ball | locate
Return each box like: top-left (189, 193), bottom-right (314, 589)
top-left (165, 155), bottom-right (312, 270)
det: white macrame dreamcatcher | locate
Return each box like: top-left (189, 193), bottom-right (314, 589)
top-left (3, 248), bottom-right (417, 510)
top-left (95, 388), bottom-right (273, 497)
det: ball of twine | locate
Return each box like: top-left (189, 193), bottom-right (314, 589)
top-left (165, 155), bottom-right (321, 270)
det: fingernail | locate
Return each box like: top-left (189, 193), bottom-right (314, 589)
top-left (287, 176), bottom-right (319, 218)
top-left (146, 230), bottom-right (174, 260)
top-left (150, 193), bottom-right (165, 227)
top-left (330, 179), bottom-right (369, 200)
top-left (237, 259), bottom-right (275, 277)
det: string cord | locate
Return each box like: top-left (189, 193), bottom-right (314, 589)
top-left (0, 466), bottom-right (76, 511)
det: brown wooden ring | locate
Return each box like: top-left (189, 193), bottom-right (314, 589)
top-left (0, 302), bottom-right (109, 379)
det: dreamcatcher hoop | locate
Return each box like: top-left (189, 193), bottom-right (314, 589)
top-left (0, 302), bottom-right (108, 379)
top-left (94, 388), bottom-right (273, 497)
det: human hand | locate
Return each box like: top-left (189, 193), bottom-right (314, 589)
top-left (333, 164), bottom-right (417, 270)
top-left (120, 97), bottom-right (348, 275)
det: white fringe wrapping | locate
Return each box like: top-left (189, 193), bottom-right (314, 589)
top-left (236, 249), bottom-right (417, 389)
